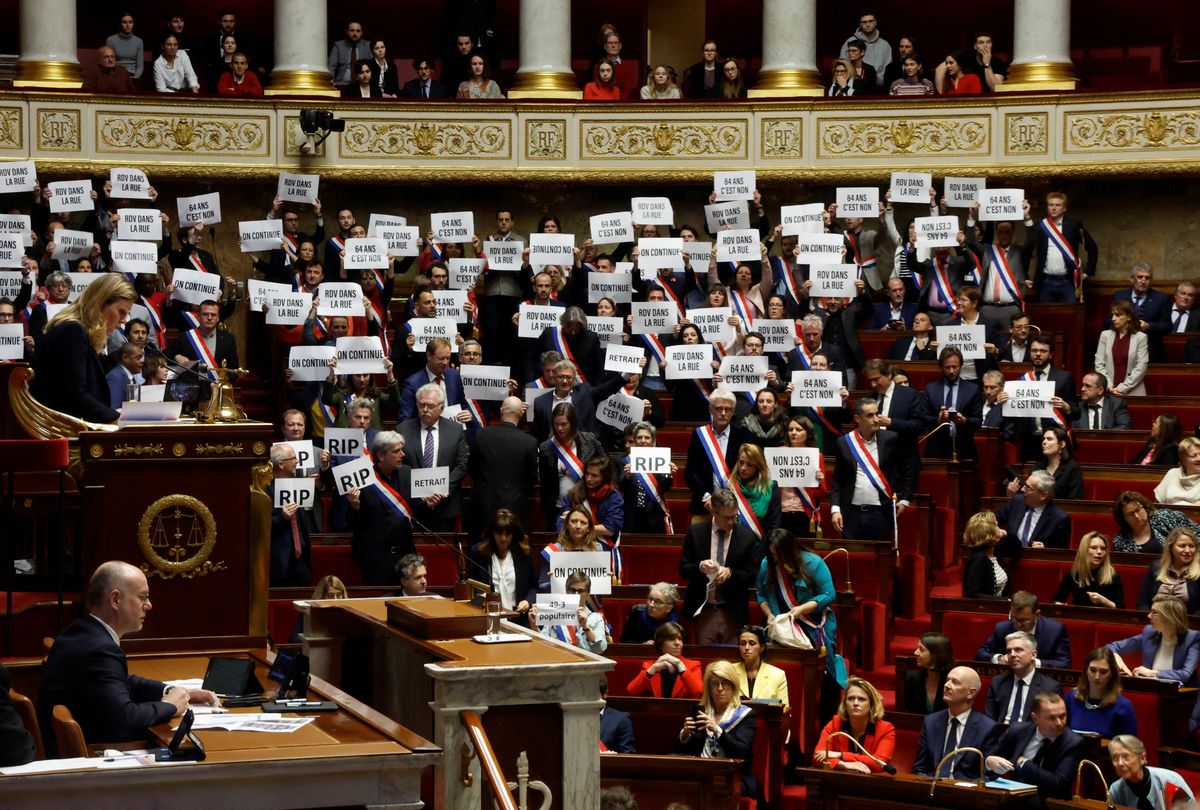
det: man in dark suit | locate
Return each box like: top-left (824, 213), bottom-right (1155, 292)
top-left (37, 561), bottom-right (219, 755)
top-left (912, 665), bottom-right (996, 780)
top-left (984, 630), bottom-right (1062, 727)
top-left (398, 383), bottom-right (470, 532)
top-left (917, 248), bottom-right (975, 325)
top-left (266, 443), bottom-right (313, 587)
top-left (105, 342), bottom-right (144, 409)
top-left (867, 277), bottom-right (917, 330)
top-left (965, 202), bottom-right (1036, 329)
top-left (400, 57), bottom-right (450, 98)
top-left (975, 592), bottom-right (1071, 668)
top-left (599, 680), bottom-right (635, 753)
top-left (0, 662), bottom-right (35, 766)
top-left (921, 347), bottom-right (982, 461)
top-left (986, 692), bottom-right (1084, 805)
top-left (980, 370), bottom-right (1015, 443)
top-left (863, 359), bottom-right (932, 465)
top-left (1112, 262), bottom-right (1171, 332)
top-left (1074, 371), bottom-right (1132, 430)
top-left (1014, 336), bottom-right (1080, 461)
top-left (1155, 281), bottom-right (1200, 336)
top-left (830, 397), bottom-right (917, 540)
top-left (994, 472), bottom-right (1071, 562)
top-left (787, 315), bottom-right (847, 380)
top-left (347, 431), bottom-right (415, 585)
top-left (398, 337), bottom-right (468, 423)
top-left (684, 389), bottom-right (742, 517)
top-left (1031, 191), bottom-right (1097, 303)
top-left (531, 359), bottom-right (624, 443)
top-left (168, 299), bottom-right (239, 380)
top-left (679, 489), bottom-right (761, 644)
top-left (798, 284), bottom-right (870, 384)
top-left (997, 311), bottom-right (1033, 364)
top-left (531, 307), bottom-right (605, 384)
top-left (469, 396), bottom-right (538, 529)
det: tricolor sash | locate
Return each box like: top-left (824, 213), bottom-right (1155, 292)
top-left (847, 233), bottom-right (876, 278)
top-left (183, 329), bottom-right (220, 380)
top-left (430, 239), bottom-right (444, 262)
top-left (696, 425), bottom-right (762, 538)
top-left (845, 429), bottom-right (897, 547)
top-left (187, 253), bottom-right (211, 274)
top-left (632, 463), bottom-right (674, 534)
top-left (319, 398), bottom-right (337, 426)
top-left (464, 398), bottom-right (487, 427)
top-left (986, 244), bottom-right (1023, 308)
top-left (930, 259), bottom-right (958, 316)
top-left (792, 343), bottom-right (814, 370)
top-left (530, 375), bottom-right (551, 390)
top-left (291, 270), bottom-right (303, 292)
top-left (730, 289), bottom-right (755, 327)
top-left (327, 235), bottom-right (346, 262)
top-left (808, 406), bottom-right (842, 438)
top-left (282, 233), bottom-right (299, 264)
top-left (181, 310), bottom-right (201, 330)
top-left (1039, 218), bottom-right (1081, 289)
top-left (551, 326), bottom-right (586, 382)
top-left (964, 249), bottom-right (983, 288)
top-left (365, 295), bottom-right (390, 354)
top-left (370, 268), bottom-right (385, 296)
top-left (141, 296), bottom-right (166, 347)
top-left (655, 277), bottom-right (685, 319)
top-left (773, 256), bottom-right (802, 311)
top-left (373, 472), bottom-right (413, 520)
top-left (1022, 370), bottom-right (1072, 433)
top-left (551, 436), bottom-right (585, 482)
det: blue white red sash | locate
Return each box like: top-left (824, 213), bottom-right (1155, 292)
top-left (640, 333), bottom-right (667, 368)
top-left (773, 256), bottom-right (802, 311)
top-left (319, 398), bottom-right (337, 426)
top-left (551, 327), bottom-right (586, 382)
top-left (327, 235), bottom-right (346, 262)
top-left (183, 329), bottom-right (220, 380)
top-left (365, 295), bottom-right (390, 354)
top-left (141, 296), bottom-right (166, 346)
top-left (181, 310), bottom-right (200, 330)
top-left (696, 425), bottom-right (762, 538)
top-left (1022, 370), bottom-right (1072, 433)
top-left (292, 270), bottom-right (303, 292)
top-left (282, 233), bottom-right (299, 264)
top-left (964, 249), bottom-right (983, 287)
top-left (551, 437), bottom-right (585, 481)
top-left (847, 233), bottom-right (876, 278)
top-left (845, 429), bottom-right (896, 547)
top-left (986, 244), bottom-right (1023, 308)
top-left (529, 375), bottom-right (551, 390)
top-left (792, 343), bottom-right (813, 370)
top-left (22, 300), bottom-right (36, 321)
top-left (631, 462), bottom-right (674, 534)
top-left (808, 406), bottom-right (842, 437)
top-left (655, 277), bottom-right (685, 319)
top-left (796, 485), bottom-right (819, 523)
top-left (185, 253), bottom-right (210, 274)
top-left (730, 289), bottom-right (755, 327)
top-left (1039, 218), bottom-right (1081, 289)
top-left (930, 259), bottom-right (958, 316)
top-left (464, 398), bottom-right (487, 427)
top-left (373, 471), bottom-right (413, 520)
top-left (430, 239), bottom-right (444, 262)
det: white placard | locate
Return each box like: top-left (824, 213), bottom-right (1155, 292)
top-left (138, 384), bottom-right (166, 403)
top-left (836, 187), bottom-right (879, 217)
top-left (604, 344), bottom-right (645, 375)
top-left (0, 236), bottom-right (20, 268)
top-left (277, 171), bottom-right (319, 204)
top-left (1002, 380), bottom-right (1056, 418)
top-left (630, 447), bottom-right (671, 475)
top-left (790, 371), bottom-right (843, 407)
top-left (448, 258), bottom-right (486, 289)
top-left (637, 237), bottom-right (684, 271)
top-left (239, 219), bottom-right (284, 252)
top-left (367, 213), bottom-right (406, 235)
top-left (588, 272), bottom-right (633, 305)
top-left (108, 240), bottom-right (157, 275)
top-left (665, 344), bottom-right (713, 380)
top-left (330, 454), bottom-right (376, 495)
top-left (0, 273), bottom-right (24, 300)
top-left (52, 228), bottom-right (91, 261)
top-left (335, 336), bottom-right (387, 375)
top-left (977, 189), bottom-right (1025, 222)
top-left (406, 318), bottom-right (458, 352)
top-left (687, 307), bottom-right (733, 344)
top-left (483, 239), bottom-right (523, 271)
top-left (794, 233), bottom-right (844, 265)
top-left (431, 211), bottom-right (474, 243)
top-left (375, 225), bottom-right (419, 258)
top-left (518, 303), bottom-right (563, 339)
top-left (265, 292), bottom-right (312, 326)
top-left (589, 315), bottom-right (624, 344)
top-left (45, 302), bottom-right (67, 322)
top-left (247, 279), bottom-right (291, 311)
top-left (631, 197), bottom-right (674, 226)
top-left (460, 364), bottom-right (511, 401)
top-left (317, 282), bottom-right (365, 317)
top-left (410, 466), bottom-right (450, 499)
top-left (704, 201), bottom-right (750, 232)
top-left (109, 168), bottom-right (151, 199)
top-left (177, 192), bottom-right (222, 226)
top-left (716, 229), bottom-right (760, 263)
top-left (116, 208), bottom-right (161, 241)
top-left (915, 216), bottom-right (959, 248)
top-left (169, 268), bottom-right (221, 305)
top-left (283, 439), bottom-right (316, 474)
top-left (534, 593), bottom-right (580, 628)
top-left (529, 233), bottom-right (575, 266)
top-left (713, 170), bottom-right (756, 202)
top-left (524, 386), bottom-right (553, 422)
top-left (631, 301), bottom-right (679, 335)
top-left (287, 345), bottom-right (336, 382)
top-left (780, 203), bottom-right (825, 236)
top-left (718, 355), bottom-right (767, 392)
top-left (0, 323), bottom-right (25, 359)
top-left (433, 289), bottom-right (470, 324)
top-left (889, 172), bottom-right (932, 204)
top-left (325, 427), bottom-right (367, 458)
top-left (66, 272), bottom-right (101, 301)
top-left (0, 215), bottom-right (32, 247)
top-left (117, 401), bottom-right (182, 423)
top-left (682, 242), bottom-right (713, 266)
top-left (936, 325), bottom-right (986, 360)
top-left (47, 181), bottom-right (92, 213)
top-left (272, 477), bottom-right (316, 510)
top-left (0, 161), bottom-right (37, 192)
top-left (342, 237), bottom-right (389, 269)
top-left (944, 177), bottom-right (986, 208)
top-left (756, 319), bottom-right (797, 352)
top-left (597, 391), bottom-right (643, 430)
top-left (547, 550), bottom-right (612, 595)
top-left (809, 264), bottom-right (858, 298)
top-left (766, 448), bottom-right (821, 488)
top-left (590, 212), bottom-right (634, 244)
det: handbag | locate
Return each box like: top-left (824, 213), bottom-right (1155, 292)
top-left (766, 612), bottom-right (813, 650)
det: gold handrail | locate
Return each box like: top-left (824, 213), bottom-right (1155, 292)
top-left (460, 709), bottom-right (518, 810)
top-left (8, 365), bottom-right (116, 440)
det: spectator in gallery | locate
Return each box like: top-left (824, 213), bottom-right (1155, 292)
top-left (721, 58), bottom-right (747, 99)
top-left (328, 20), bottom-right (370, 87)
top-left (684, 40), bottom-right (722, 99)
top-left (844, 39), bottom-right (878, 91)
top-left (217, 52), bottom-right (263, 97)
top-left (401, 57), bottom-right (449, 99)
top-left (584, 58), bottom-right (622, 101)
top-left (84, 46), bottom-right (137, 94)
top-left (457, 53), bottom-right (504, 99)
top-left (935, 52), bottom-right (982, 95)
top-left (839, 11), bottom-right (892, 84)
top-left (205, 32), bottom-right (238, 90)
top-left (889, 54), bottom-right (935, 96)
top-left (368, 40), bottom-right (400, 98)
top-left (827, 59), bottom-right (864, 97)
top-left (641, 64), bottom-right (681, 100)
top-left (153, 34), bottom-right (200, 94)
top-left (881, 35), bottom-right (915, 88)
top-left (595, 28), bottom-right (638, 99)
top-left (965, 31), bottom-right (1008, 92)
top-left (343, 60), bottom-right (382, 99)
top-left (106, 12), bottom-right (145, 80)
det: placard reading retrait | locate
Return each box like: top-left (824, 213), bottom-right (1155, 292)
top-left (411, 466), bottom-right (450, 499)
top-left (604, 343), bottom-right (645, 375)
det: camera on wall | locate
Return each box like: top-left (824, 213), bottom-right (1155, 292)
top-left (297, 109), bottom-right (345, 156)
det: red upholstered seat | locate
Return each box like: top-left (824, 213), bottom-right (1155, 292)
top-left (310, 545), bottom-right (363, 586)
top-left (269, 598), bottom-right (299, 643)
top-left (0, 439), bottom-right (69, 470)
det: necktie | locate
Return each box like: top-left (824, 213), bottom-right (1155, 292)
top-left (1133, 295), bottom-right (1143, 311)
top-left (943, 382), bottom-right (955, 410)
top-left (1091, 405), bottom-right (1100, 430)
top-left (1009, 680), bottom-right (1026, 725)
top-left (423, 82), bottom-right (429, 98)
top-left (1032, 737), bottom-right (1051, 766)
top-left (290, 512), bottom-right (302, 558)
top-left (716, 529), bottom-right (727, 565)
top-left (1019, 510), bottom-right (1034, 547)
top-left (423, 427), bottom-right (434, 467)
top-left (944, 717), bottom-right (961, 774)
top-left (435, 373), bottom-right (444, 386)
top-left (1175, 309), bottom-right (1185, 332)
top-left (877, 393), bottom-right (886, 415)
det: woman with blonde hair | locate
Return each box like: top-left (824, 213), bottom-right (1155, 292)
top-left (961, 511), bottom-right (1009, 599)
top-left (813, 676), bottom-right (896, 773)
top-left (640, 64), bottom-right (681, 100)
top-left (678, 660), bottom-right (757, 794)
top-left (1155, 436), bottom-right (1200, 506)
top-left (1053, 532), bottom-right (1125, 608)
top-left (1137, 526), bottom-right (1200, 613)
top-left (1107, 594), bottom-right (1200, 684)
top-left (31, 273), bottom-right (135, 423)
top-left (312, 575), bottom-right (347, 599)
top-left (733, 443), bottom-right (782, 535)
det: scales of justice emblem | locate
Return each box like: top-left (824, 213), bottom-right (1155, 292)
top-left (137, 494), bottom-right (227, 579)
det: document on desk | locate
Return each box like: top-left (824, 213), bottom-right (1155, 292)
top-left (183, 714), bottom-right (315, 733)
top-left (984, 778), bottom-right (1037, 791)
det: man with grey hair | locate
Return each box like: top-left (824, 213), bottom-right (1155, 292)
top-left (393, 553), bottom-right (428, 596)
top-left (267, 443), bottom-right (313, 586)
top-left (347, 430), bottom-right (414, 585)
top-left (531, 305), bottom-right (604, 383)
top-left (684, 388), bottom-right (742, 519)
top-left (1112, 261), bottom-right (1170, 338)
top-left (398, 382), bottom-right (469, 532)
top-left (679, 488), bottom-right (761, 644)
top-left (985, 630), bottom-right (1061, 726)
top-left (470, 395), bottom-right (539, 528)
top-left (531, 358), bottom-right (625, 442)
top-left (38, 561), bottom-right (219, 755)
top-left (995, 468), bottom-right (1071, 561)
top-left (788, 314), bottom-right (847, 379)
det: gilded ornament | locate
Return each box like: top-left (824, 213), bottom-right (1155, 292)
top-left (761, 119), bottom-right (803, 158)
top-left (97, 113), bottom-right (268, 155)
top-left (0, 108), bottom-right (22, 150)
top-left (37, 110), bottom-right (80, 151)
top-left (1066, 109), bottom-right (1200, 152)
top-left (581, 121), bottom-right (746, 159)
top-left (172, 442), bottom-right (186, 457)
top-left (89, 444), bottom-right (103, 458)
top-left (819, 117), bottom-right (988, 156)
top-left (114, 443), bottom-right (163, 458)
top-left (1005, 113), bottom-right (1048, 155)
top-left (194, 442), bottom-right (244, 456)
top-left (252, 441), bottom-right (266, 455)
top-left (137, 494), bottom-right (225, 580)
top-left (525, 120), bottom-right (567, 160)
top-left (340, 120), bottom-right (509, 158)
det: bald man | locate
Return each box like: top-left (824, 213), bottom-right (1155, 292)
top-left (469, 395), bottom-right (539, 528)
top-left (912, 665), bottom-right (996, 780)
top-left (83, 46), bottom-right (137, 94)
top-left (37, 561), bottom-right (218, 755)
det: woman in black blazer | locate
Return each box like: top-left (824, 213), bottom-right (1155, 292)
top-left (961, 511), bottom-right (1011, 600)
top-left (1033, 426), bottom-right (1084, 500)
top-left (1129, 413), bottom-right (1182, 467)
top-left (342, 60), bottom-right (384, 98)
top-left (903, 632), bottom-right (952, 714)
top-left (30, 273), bottom-right (135, 424)
top-left (1136, 527), bottom-right (1200, 614)
top-left (468, 509), bottom-right (538, 627)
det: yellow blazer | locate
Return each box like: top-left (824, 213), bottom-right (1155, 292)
top-left (733, 661), bottom-right (790, 708)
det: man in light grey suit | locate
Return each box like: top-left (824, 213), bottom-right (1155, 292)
top-left (1073, 371), bottom-right (1132, 430)
top-left (398, 383), bottom-right (469, 532)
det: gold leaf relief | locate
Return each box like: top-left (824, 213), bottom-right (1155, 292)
top-left (341, 121), bottom-right (509, 158)
top-left (98, 115), bottom-right (267, 154)
top-left (582, 122), bottom-right (746, 158)
top-left (820, 119), bottom-right (988, 156)
top-left (1067, 110), bottom-right (1200, 151)
top-left (762, 119), bottom-right (802, 158)
top-left (526, 120), bottom-right (566, 160)
top-left (0, 108), bottom-right (22, 149)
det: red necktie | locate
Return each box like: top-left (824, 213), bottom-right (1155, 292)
top-left (290, 513), bottom-right (302, 558)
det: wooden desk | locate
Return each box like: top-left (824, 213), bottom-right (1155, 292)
top-left (802, 767), bottom-right (1037, 810)
top-left (600, 754), bottom-right (743, 810)
top-left (0, 649), bottom-right (440, 810)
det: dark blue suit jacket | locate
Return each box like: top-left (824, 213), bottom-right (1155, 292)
top-left (994, 495), bottom-right (1072, 561)
top-left (37, 615), bottom-right (174, 756)
top-left (398, 366), bottom-right (466, 422)
top-left (600, 706), bottom-right (636, 753)
top-left (1113, 287), bottom-right (1172, 328)
top-left (921, 378), bottom-right (983, 460)
top-left (868, 302), bottom-right (917, 330)
top-left (104, 364), bottom-right (141, 410)
top-left (987, 722), bottom-right (1085, 803)
top-left (1107, 626), bottom-right (1200, 685)
top-left (31, 320), bottom-right (119, 423)
top-left (265, 481), bottom-right (313, 587)
top-left (875, 383), bottom-right (932, 462)
top-left (912, 709), bottom-right (995, 779)
top-left (984, 670), bottom-right (1062, 725)
top-left (976, 616), bottom-right (1072, 669)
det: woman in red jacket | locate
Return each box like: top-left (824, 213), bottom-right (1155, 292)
top-left (627, 621), bottom-right (703, 699)
top-left (812, 677), bottom-right (896, 773)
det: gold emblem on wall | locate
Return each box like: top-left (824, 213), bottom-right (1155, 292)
top-left (761, 118), bottom-right (803, 159)
top-left (0, 107), bottom-right (22, 150)
top-left (341, 120), bottom-right (510, 158)
top-left (1005, 112), bottom-right (1048, 155)
top-left (818, 117), bottom-right (989, 157)
top-left (96, 113), bottom-right (268, 155)
top-left (114, 443), bottom-right (163, 458)
top-left (1065, 109), bottom-right (1200, 153)
top-left (581, 121), bottom-right (747, 159)
top-left (137, 494), bottom-right (225, 580)
top-left (37, 110), bottom-right (80, 152)
top-left (525, 120), bottom-right (567, 160)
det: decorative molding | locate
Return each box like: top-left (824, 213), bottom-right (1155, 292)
top-left (137, 493), bottom-right (226, 580)
top-left (339, 119), bottom-right (511, 159)
top-left (525, 119), bottom-right (567, 161)
top-left (760, 118), bottom-right (803, 159)
top-left (194, 442), bottom-right (245, 456)
top-left (1005, 112), bottom-right (1048, 156)
top-left (1065, 108), bottom-right (1200, 154)
top-left (95, 112), bottom-right (270, 155)
top-left (0, 106), bottom-right (22, 149)
top-left (818, 116), bottom-right (989, 158)
top-left (37, 109), bottom-right (79, 152)
top-left (114, 443), bottom-right (163, 457)
top-left (580, 120), bottom-right (747, 159)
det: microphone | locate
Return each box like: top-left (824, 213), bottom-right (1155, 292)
top-left (407, 510), bottom-right (492, 600)
top-left (930, 746), bottom-right (986, 796)
top-left (822, 731), bottom-right (896, 774)
top-left (145, 343), bottom-right (210, 381)
top-left (1073, 759), bottom-right (1114, 810)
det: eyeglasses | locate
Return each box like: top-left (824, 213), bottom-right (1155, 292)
top-left (567, 587), bottom-right (589, 595)
top-left (646, 597), bottom-right (670, 607)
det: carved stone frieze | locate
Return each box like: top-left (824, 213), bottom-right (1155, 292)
top-left (1066, 109), bottom-right (1200, 153)
top-left (581, 120), bottom-right (747, 159)
top-left (818, 117), bottom-right (989, 157)
top-left (340, 120), bottom-right (510, 158)
top-left (96, 112), bottom-right (269, 155)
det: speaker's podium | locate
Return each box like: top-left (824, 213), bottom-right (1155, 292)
top-left (802, 768), bottom-right (1039, 810)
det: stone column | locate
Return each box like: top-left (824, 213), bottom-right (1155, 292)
top-left (508, 0), bottom-right (580, 99)
top-left (750, 0), bottom-right (822, 97)
top-left (14, 0), bottom-right (81, 88)
top-left (265, 0), bottom-right (338, 97)
top-left (996, 0), bottom-right (1077, 92)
